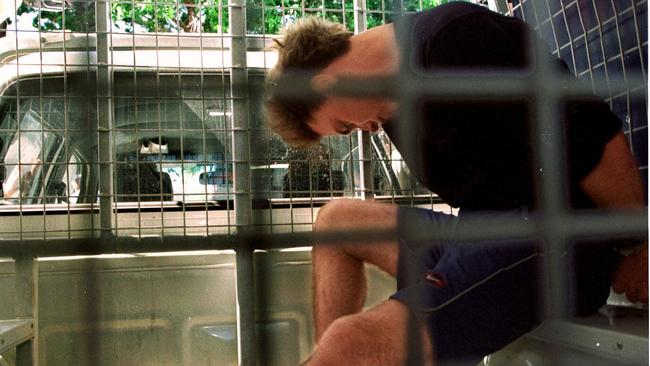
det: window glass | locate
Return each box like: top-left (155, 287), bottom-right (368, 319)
top-left (112, 74), bottom-right (232, 203)
top-left (61, 155), bottom-right (84, 204)
top-left (0, 72), bottom-right (432, 208)
top-left (2, 111), bottom-right (47, 202)
top-left (0, 100), bottom-right (66, 204)
top-left (1, 78), bottom-right (96, 206)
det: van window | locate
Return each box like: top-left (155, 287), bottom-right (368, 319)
top-left (0, 94), bottom-right (93, 205)
top-left (0, 72), bottom-right (432, 209)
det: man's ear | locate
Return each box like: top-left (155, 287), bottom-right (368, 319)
top-left (310, 73), bottom-right (337, 94)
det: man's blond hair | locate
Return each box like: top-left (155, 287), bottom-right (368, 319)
top-left (265, 17), bottom-right (352, 148)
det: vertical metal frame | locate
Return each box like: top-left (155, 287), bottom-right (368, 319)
top-left (229, 0), bottom-right (256, 364)
top-left (390, 2), bottom-right (429, 364)
top-left (14, 258), bottom-right (38, 366)
top-left (354, 0), bottom-right (375, 200)
top-left (530, 34), bottom-right (569, 319)
top-left (96, 0), bottom-right (115, 240)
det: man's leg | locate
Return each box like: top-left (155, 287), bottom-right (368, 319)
top-left (303, 299), bottom-right (434, 366)
top-left (311, 198), bottom-right (399, 341)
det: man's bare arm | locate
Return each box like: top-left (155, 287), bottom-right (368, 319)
top-left (580, 132), bottom-right (645, 210)
top-left (580, 131), bottom-right (647, 303)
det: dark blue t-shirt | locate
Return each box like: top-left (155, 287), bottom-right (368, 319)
top-left (383, 2), bottom-right (625, 318)
top-left (382, 2), bottom-right (621, 210)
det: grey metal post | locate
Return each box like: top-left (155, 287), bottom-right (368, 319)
top-left (15, 258), bottom-right (38, 366)
top-left (390, 1), bottom-right (427, 364)
top-left (229, 0), bottom-right (256, 364)
top-left (96, 0), bottom-right (114, 240)
top-left (531, 35), bottom-right (569, 319)
top-left (86, 2), bottom-right (114, 365)
top-left (354, 0), bottom-right (374, 200)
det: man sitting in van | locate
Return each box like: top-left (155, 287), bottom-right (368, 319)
top-left (265, 3), bottom-right (647, 365)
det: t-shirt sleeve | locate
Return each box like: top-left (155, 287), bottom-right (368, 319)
top-left (565, 95), bottom-right (622, 184)
top-left (551, 55), bottom-right (623, 185)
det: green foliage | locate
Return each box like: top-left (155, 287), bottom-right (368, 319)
top-left (112, 2), bottom-right (180, 32)
top-left (15, 0), bottom-right (463, 34)
top-left (247, 0), bottom-right (303, 35)
top-left (17, 2), bottom-right (95, 32)
top-left (203, 4), bottom-right (228, 33)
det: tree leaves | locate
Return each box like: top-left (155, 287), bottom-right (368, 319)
top-left (15, 0), bottom-right (450, 34)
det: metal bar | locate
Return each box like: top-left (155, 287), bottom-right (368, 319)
top-left (15, 258), bottom-right (38, 366)
top-left (531, 31), bottom-right (569, 319)
top-left (235, 241), bottom-right (255, 366)
top-left (353, 0), bottom-right (374, 200)
top-left (0, 210), bottom-right (644, 256)
top-left (606, 0), bottom-right (635, 162)
top-left (388, 1), bottom-right (427, 364)
top-left (573, 0), bottom-right (597, 90)
top-left (96, 0), bottom-right (114, 241)
top-left (229, 0), bottom-right (256, 364)
top-left (629, 1), bottom-right (647, 81)
top-left (559, 6), bottom-right (579, 77)
top-left (627, 0), bottom-right (649, 161)
top-left (589, 0), bottom-right (614, 102)
top-left (87, 2), bottom-right (114, 365)
top-left (0, 319), bottom-right (34, 356)
top-left (271, 70), bottom-right (646, 99)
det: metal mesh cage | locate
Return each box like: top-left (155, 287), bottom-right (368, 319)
top-left (0, 0), bottom-right (646, 365)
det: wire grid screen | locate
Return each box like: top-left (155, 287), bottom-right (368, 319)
top-left (0, 1), bottom-right (646, 365)
top-left (0, 0), bottom-right (462, 242)
top-left (501, 0), bottom-right (648, 192)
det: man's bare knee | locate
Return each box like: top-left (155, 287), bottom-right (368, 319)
top-left (314, 198), bottom-right (359, 232)
top-left (307, 314), bottom-right (385, 365)
top-left (311, 200), bottom-right (355, 258)
top-left (312, 199), bottom-right (369, 257)
top-left (312, 199), bottom-right (399, 276)
top-left (306, 300), bottom-right (432, 366)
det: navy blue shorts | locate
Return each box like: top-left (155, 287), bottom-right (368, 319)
top-left (390, 206), bottom-right (620, 365)
top-left (391, 207), bottom-right (620, 366)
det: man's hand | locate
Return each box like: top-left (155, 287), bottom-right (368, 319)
top-left (612, 244), bottom-right (648, 303)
